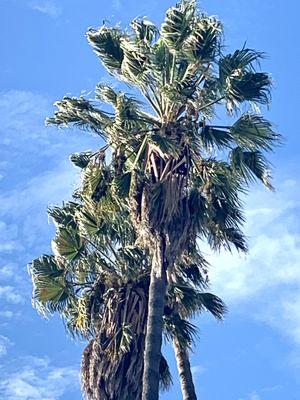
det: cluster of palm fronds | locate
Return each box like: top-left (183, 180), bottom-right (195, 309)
top-left (30, 152), bottom-right (225, 399)
top-left (29, 1), bottom-right (280, 399)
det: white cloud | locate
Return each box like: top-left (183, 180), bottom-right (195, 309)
top-left (0, 222), bottom-right (23, 253)
top-left (238, 391), bottom-right (262, 400)
top-left (0, 90), bottom-right (49, 145)
top-left (0, 90), bottom-right (98, 164)
top-left (191, 364), bottom-right (206, 376)
top-left (0, 161), bottom-right (78, 216)
top-left (0, 335), bottom-right (12, 357)
top-left (249, 393), bottom-right (261, 400)
top-left (0, 356), bottom-right (79, 400)
top-left (28, 1), bottom-right (61, 18)
top-left (0, 263), bottom-right (17, 279)
top-left (0, 160), bottom-right (80, 255)
top-left (0, 286), bottom-right (24, 304)
top-left (112, 0), bottom-right (122, 11)
top-left (208, 178), bottom-right (300, 345)
top-left (0, 90), bottom-right (99, 252)
top-left (0, 89), bottom-right (100, 316)
top-left (0, 311), bottom-right (19, 319)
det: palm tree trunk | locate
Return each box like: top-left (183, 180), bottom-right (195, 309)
top-left (173, 336), bottom-right (197, 400)
top-left (142, 235), bottom-right (167, 400)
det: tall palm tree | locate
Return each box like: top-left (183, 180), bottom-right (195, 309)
top-left (45, 1), bottom-right (280, 398)
top-left (30, 150), bottom-right (225, 400)
top-left (30, 155), bottom-right (169, 399)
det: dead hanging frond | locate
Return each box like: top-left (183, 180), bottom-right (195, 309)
top-left (80, 283), bottom-right (149, 400)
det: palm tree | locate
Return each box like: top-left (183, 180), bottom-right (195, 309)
top-left (45, 1), bottom-right (280, 398)
top-left (30, 155), bottom-right (170, 399)
top-left (30, 150), bottom-right (225, 400)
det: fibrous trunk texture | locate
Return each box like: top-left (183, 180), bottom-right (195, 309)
top-left (81, 285), bottom-right (148, 400)
top-left (142, 236), bottom-right (167, 400)
top-left (173, 337), bottom-right (197, 400)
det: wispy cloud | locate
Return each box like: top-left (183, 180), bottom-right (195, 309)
top-left (238, 392), bottom-right (261, 400)
top-left (0, 89), bottom-right (99, 333)
top-left (0, 263), bottom-right (16, 279)
top-left (0, 90), bottom-right (99, 252)
top-left (208, 178), bottom-right (300, 346)
top-left (191, 364), bottom-right (207, 376)
top-left (0, 356), bottom-right (79, 400)
top-left (0, 335), bottom-right (12, 358)
top-left (112, 0), bottom-right (122, 12)
top-left (0, 311), bottom-right (20, 319)
top-left (0, 286), bottom-right (24, 304)
top-left (28, 1), bottom-right (62, 18)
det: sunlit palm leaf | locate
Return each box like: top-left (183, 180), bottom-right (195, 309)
top-left (131, 18), bottom-right (158, 44)
top-left (70, 151), bottom-right (93, 169)
top-left (121, 39), bottom-right (150, 84)
top-left (161, 0), bottom-right (195, 50)
top-left (87, 26), bottom-right (124, 74)
top-left (52, 227), bottom-right (84, 261)
top-left (47, 202), bottom-right (79, 229)
top-left (46, 96), bottom-right (112, 136)
top-left (31, 255), bottom-right (64, 279)
top-left (231, 114), bottom-right (279, 151)
top-left (95, 84), bottom-right (118, 106)
top-left (185, 15), bottom-right (222, 61)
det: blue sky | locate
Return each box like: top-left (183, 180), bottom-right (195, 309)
top-left (0, 0), bottom-right (299, 399)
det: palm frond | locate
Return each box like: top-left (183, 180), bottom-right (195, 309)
top-left (231, 114), bottom-right (279, 151)
top-left (196, 292), bottom-right (227, 319)
top-left (149, 134), bottom-right (180, 159)
top-left (82, 163), bottom-right (110, 202)
top-left (187, 188), bottom-right (206, 232)
top-left (30, 255), bottom-right (64, 279)
top-left (87, 26), bottom-right (124, 74)
top-left (176, 251), bottom-right (209, 288)
top-left (227, 72), bottom-right (271, 106)
top-left (95, 84), bottom-right (118, 106)
top-left (161, 0), bottom-right (196, 50)
top-left (46, 97), bottom-right (112, 136)
top-left (185, 15), bottom-right (222, 61)
top-left (219, 48), bottom-right (265, 78)
top-left (34, 276), bottom-right (70, 312)
top-left (114, 171), bottom-right (132, 198)
top-left (77, 209), bottom-right (103, 237)
top-left (117, 323), bottom-right (134, 354)
top-left (30, 255), bottom-right (72, 313)
top-left (121, 39), bottom-right (150, 84)
top-left (230, 146), bottom-right (274, 189)
top-left (47, 202), bottom-right (79, 229)
top-left (114, 92), bottom-right (145, 131)
top-left (159, 354), bottom-right (173, 391)
top-left (70, 151), bottom-right (93, 169)
top-left (199, 125), bottom-right (233, 149)
top-left (164, 312), bottom-right (198, 348)
top-left (151, 40), bottom-right (172, 84)
top-left (131, 18), bottom-right (158, 44)
top-left (219, 48), bottom-right (271, 109)
top-left (52, 227), bottom-right (84, 261)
